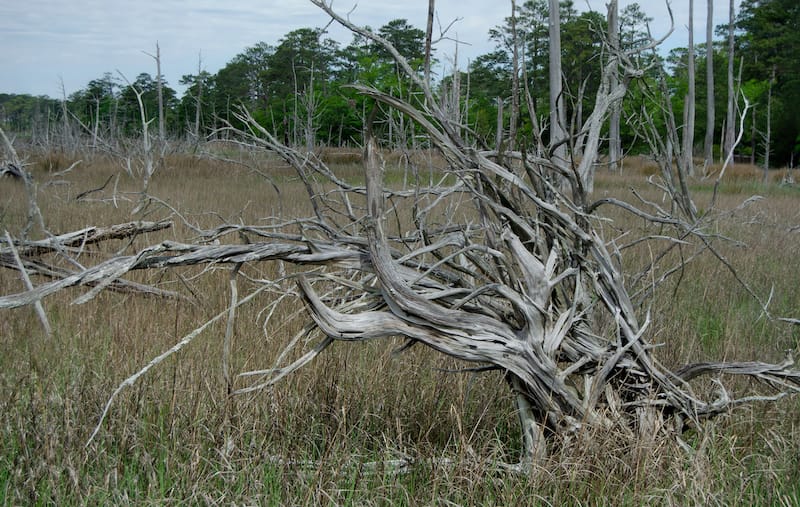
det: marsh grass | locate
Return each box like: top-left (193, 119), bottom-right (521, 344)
top-left (1, 151), bottom-right (800, 504)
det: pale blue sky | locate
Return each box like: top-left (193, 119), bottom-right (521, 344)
top-left (0, 0), bottom-right (740, 98)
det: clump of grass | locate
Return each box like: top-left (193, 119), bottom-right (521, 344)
top-left (620, 154), bottom-right (661, 176)
top-left (1, 151), bottom-right (800, 504)
top-left (318, 147), bottom-right (363, 165)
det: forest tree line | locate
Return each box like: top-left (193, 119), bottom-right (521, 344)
top-left (1, 0), bottom-right (798, 167)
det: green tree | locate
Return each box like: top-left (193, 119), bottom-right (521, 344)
top-left (263, 28), bottom-right (339, 146)
top-left (0, 93), bottom-right (59, 139)
top-left (465, 51), bottom-right (513, 144)
top-left (560, 10), bottom-right (606, 138)
top-left (375, 19), bottom-right (426, 68)
top-left (619, 2), bottom-right (653, 52)
top-left (178, 70), bottom-right (214, 139)
top-left (238, 42), bottom-right (276, 111)
top-left (736, 0), bottom-right (800, 165)
top-left (211, 59), bottom-right (251, 128)
top-left (117, 73), bottom-right (178, 136)
top-left (485, 1), bottom-right (605, 151)
top-left (333, 20), bottom-right (427, 147)
top-left (68, 73), bottom-right (120, 141)
top-left (489, 0), bottom-right (549, 118)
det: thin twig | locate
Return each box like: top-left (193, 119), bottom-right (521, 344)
top-left (86, 285), bottom-right (269, 445)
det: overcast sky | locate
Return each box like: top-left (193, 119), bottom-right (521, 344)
top-left (0, 0), bottom-right (741, 99)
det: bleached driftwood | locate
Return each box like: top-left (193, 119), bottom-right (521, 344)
top-left (4, 230), bottom-right (53, 338)
top-left (0, 220), bottom-right (183, 303)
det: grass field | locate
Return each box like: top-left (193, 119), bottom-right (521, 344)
top-left (2, 149), bottom-right (800, 505)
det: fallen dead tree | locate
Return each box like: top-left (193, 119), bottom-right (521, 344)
top-left (0, 220), bottom-right (183, 303)
top-left (1, 1), bottom-right (799, 467)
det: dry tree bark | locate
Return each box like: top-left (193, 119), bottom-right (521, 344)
top-left (607, 0), bottom-right (621, 172)
top-left (0, 221), bottom-right (184, 303)
top-left (509, 0), bottom-right (520, 153)
top-left (143, 42), bottom-right (166, 142)
top-left (703, 0), bottom-right (715, 171)
top-left (683, 0), bottom-right (696, 176)
top-left (2, 0), bottom-right (799, 468)
top-left (548, 0), bottom-right (567, 182)
top-left (724, 0), bottom-right (736, 164)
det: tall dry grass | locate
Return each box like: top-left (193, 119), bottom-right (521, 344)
top-left (1, 150), bottom-right (799, 505)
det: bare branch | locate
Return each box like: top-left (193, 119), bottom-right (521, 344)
top-left (4, 231), bottom-right (53, 338)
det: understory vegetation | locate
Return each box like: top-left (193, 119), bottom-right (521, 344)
top-left (2, 151), bottom-right (799, 505)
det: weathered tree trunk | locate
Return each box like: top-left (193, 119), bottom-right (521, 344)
top-left (724, 0), bottom-right (736, 165)
top-left (703, 0), bottom-right (715, 171)
top-left (683, 0), bottom-right (696, 176)
top-left (59, 79), bottom-right (72, 152)
top-left (303, 67), bottom-right (317, 151)
top-left (194, 54), bottom-right (204, 142)
top-left (424, 0), bottom-right (434, 87)
top-left (763, 66), bottom-right (775, 180)
top-left (495, 96), bottom-right (504, 159)
top-left (143, 42), bottom-right (166, 141)
top-left (156, 43), bottom-right (164, 141)
top-left (608, 0), bottom-right (621, 172)
top-left (548, 0), bottom-right (567, 173)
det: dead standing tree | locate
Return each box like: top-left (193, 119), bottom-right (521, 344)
top-left (2, 1), bottom-right (799, 467)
